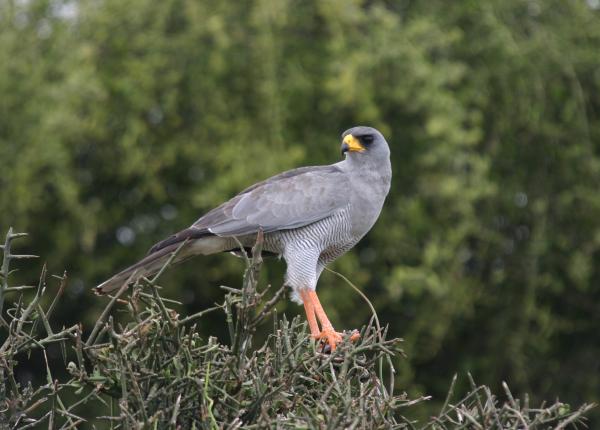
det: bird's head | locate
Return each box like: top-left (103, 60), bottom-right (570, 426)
top-left (340, 126), bottom-right (390, 164)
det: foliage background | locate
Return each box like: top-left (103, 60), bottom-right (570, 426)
top-left (2, 0), bottom-right (599, 423)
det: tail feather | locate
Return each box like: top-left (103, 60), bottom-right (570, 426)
top-left (95, 233), bottom-right (228, 295)
top-left (147, 227), bottom-right (211, 255)
top-left (95, 244), bottom-right (180, 294)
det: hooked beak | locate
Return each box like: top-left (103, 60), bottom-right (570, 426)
top-left (341, 134), bottom-right (365, 155)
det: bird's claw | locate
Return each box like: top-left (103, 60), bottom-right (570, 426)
top-left (313, 329), bottom-right (360, 352)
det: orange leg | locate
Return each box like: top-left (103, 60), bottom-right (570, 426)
top-left (302, 291), bottom-right (320, 337)
top-left (299, 289), bottom-right (360, 351)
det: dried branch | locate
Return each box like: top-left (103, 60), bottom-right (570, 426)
top-left (0, 229), bottom-right (594, 429)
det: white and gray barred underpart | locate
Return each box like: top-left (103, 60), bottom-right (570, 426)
top-left (214, 207), bottom-right (358, 304)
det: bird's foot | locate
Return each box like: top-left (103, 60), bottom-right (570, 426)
top-left (313, 328), bottom-right (360, 352)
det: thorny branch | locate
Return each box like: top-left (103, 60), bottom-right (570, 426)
top-left (0, 229), bottom-right (594, 429)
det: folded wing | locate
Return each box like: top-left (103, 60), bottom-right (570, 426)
top-left (197, 165), bottom-right (349, 236)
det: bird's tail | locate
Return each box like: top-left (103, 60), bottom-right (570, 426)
top-left (95, 230), bottom-right (228, 295)
top-left (94, 243), bottom-right (182, 294)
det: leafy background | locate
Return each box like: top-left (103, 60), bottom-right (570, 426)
top-left (2, 0), bottom-right (599, 423)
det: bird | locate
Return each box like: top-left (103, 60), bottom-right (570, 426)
top-left (96, 126), bottom-right (392, 351)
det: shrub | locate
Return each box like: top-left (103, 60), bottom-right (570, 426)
top-left (0, 229), bottom-right (593, 428)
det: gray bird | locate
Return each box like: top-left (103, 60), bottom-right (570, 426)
top-left (96, 125), bottom-right (392, 350)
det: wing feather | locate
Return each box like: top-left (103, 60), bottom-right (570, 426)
top-left (194, 165), bottom-right (348, 236)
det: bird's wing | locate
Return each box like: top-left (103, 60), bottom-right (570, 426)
top-left (102, 164), bottom-right (349, 293)
top-left (194, 164), bottom-right (349, 236)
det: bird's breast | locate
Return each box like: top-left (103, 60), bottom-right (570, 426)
top-left (347, 178), bottom-right (389, 237)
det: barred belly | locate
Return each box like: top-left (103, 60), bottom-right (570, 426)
top-left (269, 209), bottom-right (354, 258)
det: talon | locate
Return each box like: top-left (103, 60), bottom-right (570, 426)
top-left (314, 328), bottom-right (343, 351)
top-left (313, 329), bottom-right (359, 352)
top-left (299, 289), bottom-right (359, 353)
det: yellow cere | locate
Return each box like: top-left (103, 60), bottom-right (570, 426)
top-left (343, 134), bottom-right (365, 152)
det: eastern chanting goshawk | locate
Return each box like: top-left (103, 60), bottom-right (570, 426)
top-left (96, 126), bottom-right (392, 351)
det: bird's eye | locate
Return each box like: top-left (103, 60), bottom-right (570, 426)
top-left (361, 135), bottom-right (374, 145)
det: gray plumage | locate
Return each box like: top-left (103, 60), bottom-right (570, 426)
top-left (96, 126), bottom-right (392, 303)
